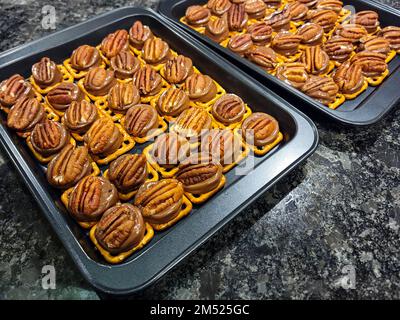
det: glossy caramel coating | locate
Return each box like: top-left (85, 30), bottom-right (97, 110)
top-left (7, 97), bottom-right (45, 133)
top-left (335, 24), bottom-right (368, 43)
top-left (316, 0), bottom-right (343, 14)
top-left (123, 104), bottom-right (158, 138)
top-left (245, 0), bottom-right (267, 19)
top-left (358, 36), bottom-right (390, 55)
top-left (163, 55), bottom-right (194, 84)
top-left (298, 0), bottom-right (318, 8)
top-left (129, 20), bottom-right (154, 50)
top-left (151, 132), bottom-right (190, 168)
top-left (83, 67), bottom-right (116, 97)
top-left (70, 45), bottom-right (101, 71)
top-left (212, 94), bottom-right (245, 125)
top-left (297, 22), bottom-right (324, 45)
top-left (31, 57), bottom-right (62, 89)
top-left (332, 61), bottom-right (365, 95)
top-left (227, 3), bottom-right (248, 31)
top-left (323, 36), bottom-right (354, 62)
top-left (142, 38), bottom-right (172, 65)
top-left (107, 82), bottom-right (140, 114)
top-left (110, 51), bottom-right (140, 80)
top-left (157, 87), bottom-right (190, 117)
top-left (276, 62), bottom-right (309, 89)
top-left (228, 34), bottom-right (253, 57)
top-left (185, 5), bottom-right (211, 27)
top-left (133, 66), bottom-right (162, 97)
top-left (307, 9), bottom-right (338, 32)
top-left (265, 7), bottom-right (291, 32)
top-left (351, 51), bottom-right (387, 77)
top-left (288, 2), bottom-right (309, 21)
top-left (0, 74), bottom-right (33, 108)
top-left (271, 32), bottom-right (302, 56)
top-left (63, 100), bottom-right (98, 134)
top-left (263, 0), bottom-right (282, 8)
top-left (241, 112), bottom-right (279, 147)
top-left (301, 76), bottom-right (339, 105)
top-left (47, 82), bottom-right (84, 111)
top-left (207, 0), bottom-right (232, 16)
top-left (100, 29), bottom-right (129, 59)
top-left (301, 45), bottom-right (330, 75)
top-left (247, 22), bottom-right (273, 46)
top-left (205, 15), bottom-right (230, 43)
top-left (353, 10), bottom-right (380, 34)
top-left (31, 120), bottom-right (69, 156)
top-left (380, 26), bottom-right (400, 52)
top-left (246, 46), bottom-right (278, 71)
top-left (184, 73), bottom-right (217, 103)
top-left (171, 106), bottom-right (212, 140)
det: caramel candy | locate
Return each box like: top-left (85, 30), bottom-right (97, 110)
top-left (351, 51), bottom-right (387, 77)
top-left (46, 144), bottom-right (92, 189)
top-left (84, 117), bottom-right (123, 156)
top-left (335, 24), bottom-right (368, 43)
top-left (247, 22), bottom-right (273, 45)
top-left (246, 46), bottom-right (277, 71)
top-left (63, 100), bottom-right (98, 134)
top-left (108, 154), bottom-right (148, 193)
top-left (184, 73), bottom-right (217, 103)
top-left (301, 45), bottom-right (330, 75)
top-left (276, 62), bottom-right (309, 89)
top-left (171, 106), bottom-right (212, 140)
top-left (265, 7), bottom-right (291, 32)
top-left (231, 0), bottom-right (246, 3)
top-left (95, 203), bottom-right (145, 255)
top-left (123, 104), bottom-right (158, 138)
top-left (129, 20), bottom-right (154, 50)
top-left (110, 51), bottom-right (140, 80)
top-left (227, 3), bottom-right (248, 31)
top-left (134, 179), bottom-right (184, 225)
top-left (176, 153), bottom-right (223, 194)
top-left (47, 82), bottom-right (84, 111)
top-left (133, 66), bottom-right (162, 97)
top-left (163, 55), bottom-right (194, 84)
top-left (271, 32), bottom-right (302, 56)
top-left (107, 82), bottom-right (140, 114)
top-left (301, 76), bottom-right (339, 105)
top-left (31, 120), bottom-right (69, 156)
top-left (308, 9), bottom-right (338, 32)
top-left (207, 0), bottom-right (232, 16)
top-left (7, 97), bottom-right (45, 134)
top-left (241, 112), bottom-right (279, 147)
top-left (263, 0), bottom-right (282, 8)
top-left (70, 45), bottom-right (101, 71)
top-left (100, 29), bottom-right (129, 59)
top-left (0, 74), bottom-right (33, 109)
top-left (359, 36), bottom-right (390, 55)
top-left (323, 36), bottom-right (354, 62)
top-left (212, 94), bottom-right (245, 125)
top-left (185, 5), bottom-right (211, 27)
top-left (142, 38), bottom-right (172, 65)
top-left (297, 0), bottom-right (318, 8)
top-left (31, 57), bottom-right (62, 89)
top-left (228, 34), bottom-right (253, 57)
top-left (297, 22), bottom-right (324, 45)
top-left (333, 61), bottom-right (365, 95)
top-left (68, 176), bottom-right (118, 223)
top-left (380, 26), bottom-right (400, 52)
top-left (157, 87), bottom-right (189, 117)
top-left (83, 67), bottom-right (116, 97)
top-left (288, 2), bottom-right (309, 21)
top-left (245, 0), bottom-right (267, 19)
top-left (205, 15), bottom-right (230, 43)
top-left (316, 0), bottom-right (343, 14)
top-left (353, 10), bottom-right (380, 34)
top-left (151, 132), bottom-right (190, 168)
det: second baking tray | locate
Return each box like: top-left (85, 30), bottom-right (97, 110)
top-left (159, 0), bottom-right (400, 126)
top-left (0, 7), bottom-right (318, 295)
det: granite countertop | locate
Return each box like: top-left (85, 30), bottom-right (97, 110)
top-left (0, 0), bottom-right (399, 300)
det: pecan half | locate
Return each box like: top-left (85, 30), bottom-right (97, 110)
top-left (301, 45), bottom-right (330, 75)
top-left (31, 120), bottom-right (69, 156)
top-left (246, 46), bottom-right (278, 71)
top-left (47, 82), bottom-right (84, 111)
top-left (68, 176), bottom-right (118, 223)
top-left (171, 106), bottom-right (212, 140)
top-left (70, 45), bottom-right (100, 71)
top-left (301, 76), bottom-right (339, 105)
top-left (228, 34), bottom-right (253, 57)
top-left (184, 73), bottom-right (217, 103)
top-left (212, 94), bottom-right (245, 125)
top-left (323, 35), bottom-right (354, 62)
top-left (245, 0), bottom-right (267, 19)
top-left (151, 132), bottom-right (190, 168)
top-left (108, 154), bottom-right (148, 193)
top-left (0, 74), bottom-right (33, 108)
top-left (351, 51), bottom-right (387, 77)
top-left (358, 36), bottom-right (390, 55)
top-left (353, 10), bottom-right (380, 34)
top-left (271, 32), bottom-right (302, 56)
top-left (107, 82), bottom-right (140, 114)
top-left (380, 26), bottom-right (400, 52)
top-left (63, 100), bottom-right (98, 133)
top-left (241, 112), bottom-right (279, 147)
top-left (297, 0), bottom-right (318, 8)
top-left (31, 57), bottom-right (62, 89)
top-left (332, 61), bottom-right (365, 94)
top-left (123, 104), bottom-right (158, 138)
top-left (84, 117), bottom-right (123, 156)
top-left (247, 22), bottom-right (273, 45)
top-left (163, 55), bottom-right (194, 84)
top-left (134, 179), bottom-right (184, 225)
top-left (265, 7), bottom-right (291, 32)
top-left (100, 29), bottom-right (129, 59)
top-left (227, 3), bottom-right (248, 31)
top-left (307, 9), bottom-right (338, 32)
top-left (110, 51), bottom-right (140, 80)
top-left (133, 66), bottom-right (162, 97)
top-left (142, 38), bottom-right (172, 65)
top-left (83, 67), bottom-right (116, 96)
top-left (7, 97), bottom-right (44, 133)
top-left (276, 62), bottom-right (309, 89)
top-left (335, 24), bottom-right (368, 43)
top-left (157, 87), bottom-right (190, 117)
top-left (297, 22), bottom-right (324, 45)
top-left (205, 15), bottom-right (230, 43)
top-left (185, 5), bottom-right (211, 27)
top-left (288, 1), bottom-right (309, 21)
top-left (129, 20), bottom-right (154, 50)
top-left (95, 203), bottom-right (145, 255)
top-left (207, 0), bottom-right (232, 16)
top-left (46, 144), bottom-right (91, 189)
top-left (316, 0), bottom-right (343, 14)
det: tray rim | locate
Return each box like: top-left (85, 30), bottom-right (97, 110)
top-left (0, 7), bottom-right (319, 295)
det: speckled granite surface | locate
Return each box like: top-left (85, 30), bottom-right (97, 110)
top-left (0, 0), bottom-right (399, 300)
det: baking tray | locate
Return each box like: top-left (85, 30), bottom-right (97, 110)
top-left (158, 0), bottom-right (400, 126)
top-left (0, 7), bottom-right (318, 295)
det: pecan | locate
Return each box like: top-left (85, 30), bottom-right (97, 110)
top-left (228, 34), bottom-right (253, 57)
top-left (212, 94), bottom-right (246, 125)
top-left (68, 176), bottom-right (118, 223)
top-left (241, 112), bottom-right (279, 147)
top-left (176, 153), bottom-right (223, 194)
top-left (84, 117), bottom-right (123, 156)
top-left (271, 32), bottom-right (302, 56)
top-left (247, 22), bottom-right (273, 45)
top-left (123, 104), bottom-right (158, 138)
top-left (108, 82), bottom-right (140, 114)
top-left (157, 87), bottom-right (190, 117)
top-left (7, 97), bottom-right (44, 133)
top-left (100, 29), bottom-right (129, 59)
top-left (316, 0), bottom-right (343, 14)
top-left (332, 61), bottom-right (365, 94)
top-left (380, 26), bottom-right (400, 52)
top-left (323, 35), bottom-right (354, 62)
top-left (95, 203), bottom-right (145, 255)
top-left (46, 144), bottom-right (91, 189)
top-left (265, 7), bottom-right (291, 32)
top-left (108, 154), bottom-right (148, 193)
top-left (335, 24), bottom-right (368, 43)
top-left (245, 0), bottom-right (267, 19)
top-left (207, 0), bottom-right (232, 16)
top-left (301, 45), bottom-right (330, 75)
top-left (301, 76), bottom-right (339, 105)
top-left (288, 2), bottom-right (309, 21)
top-left (142, 37), bottom-right (172, 65)
top-left (110, 51), bottom-right (140, 80)
top-left (133, 66), bottom-right (162, 96)
top-left (129, 20), bottom-right (154, 50)
top-left (151, 132), bottom-right (190, 168)
top-left (171, 106), bottom-right (212, 139)
top-left (297, 22), bottom-right (324, 45)
top-left (297, 0), bottom-right (318, 8)
top-left (47, 82), bottom-right (84, 111)
top-left (358, 36), bottom-right (390, 55)
top-left (353, 10), bottom-right (380, 34)
top-left (83, 67), bottom-right (116, 96)
top-left (276, 62), bottom-right (309, 89)
top-left (70, 45), bottom-right (100, 71)
top-left (263, 0), bottom-right (282, 8)
top-left (308, 9), bottom-right (338, 32)
top-left (205, 15), bottom-right (230, 43)
top-left (185, 5), bottom-right (211, 27)
top-left (184, 73), bottom-right (217, 103)
top-left (63, 100), bottom-right (98, 133)
top-left (31, 120), bottom-right (69, 156)
top-left (227, 3), bottom-right (248, 32)
top-left (246, 46), bottom-right (278, 71)
top-left (163, 55), bottom-right (194, 84)
top-left (31, 57), bottom-right (62, 89)
top-left (0, 74), bottom-right (33, 108)
top-left (351, 51), bottom-right (387, 77)
top-left (134, 179), bottom-right (184, 225)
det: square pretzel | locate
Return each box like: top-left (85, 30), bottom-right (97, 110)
top-left (184, 175), bottom-right (226, 204)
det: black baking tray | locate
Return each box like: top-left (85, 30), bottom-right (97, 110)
top-left (159, 0), bottom-right (400, 126)
top-left (0, 7), bottom-right (318, 295)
